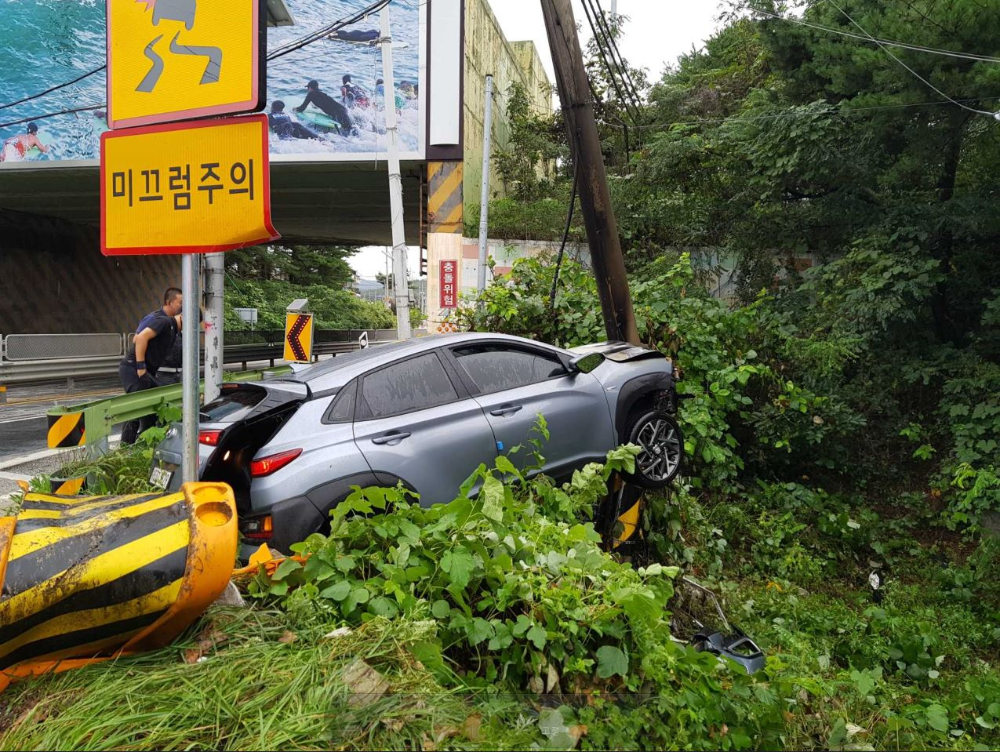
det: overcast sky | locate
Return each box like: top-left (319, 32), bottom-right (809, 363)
top-left (492, 0), bottom-right (725, 88)
top-left (350, 1), bottom-right (726, 279)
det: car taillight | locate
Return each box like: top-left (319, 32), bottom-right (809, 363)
top-left (243, 515), bottom-right (273, 541)
top-left (199, 429), bottom-right (222, 447)
top-left (250, 449), bottom-right (302, 478)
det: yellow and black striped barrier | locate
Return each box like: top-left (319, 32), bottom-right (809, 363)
top-left (427, 161), bottom-right (464, 234)
top-left (51, 477), bottom-right (87, 496)
top-left (0, 483), bottom-right (238, 692)
top-left (609, 477), bottom-right (645, 550)
top-left (47, 411), bottom-right (86, 449)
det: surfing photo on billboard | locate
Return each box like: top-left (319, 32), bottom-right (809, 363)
top-left (0, 0), bottom-right (426, 167)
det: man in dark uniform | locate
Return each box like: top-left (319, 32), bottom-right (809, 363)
top-left (156, 315), bottom-right (184, 385)
top-left (295, 80), bottom-right (355, 135)
top-left (119, 288), bottom-right (182, 444)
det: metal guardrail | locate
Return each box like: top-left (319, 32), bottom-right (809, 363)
top-left (0, 329), bottom-right (425, 387)
top-left (46, 366), bottom-right (294, 457)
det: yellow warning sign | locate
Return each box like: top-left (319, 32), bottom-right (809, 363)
top-left (284, 314), bottom-right (314, 364)
top-left (107, 0), bottom-right (265, 130)
top-left (101, 115), bottom-right (279, 255)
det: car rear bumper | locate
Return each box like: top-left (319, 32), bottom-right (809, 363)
top-left (239, 494), bottom-right (326, 560)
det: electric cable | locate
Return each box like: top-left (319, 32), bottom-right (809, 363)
top-left (0, 65), bottom-right (105, 113)
top-left (549, 165), bottom-right (579, 312)
top-left (825, 0), bottom-right (998, 118)
top-left (753, 6), bottom-right (1000, 64)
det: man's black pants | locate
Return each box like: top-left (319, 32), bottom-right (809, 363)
top-left (119, 361), bottom-right (161, 445)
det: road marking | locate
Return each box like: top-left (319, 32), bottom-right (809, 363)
top-left (0, 389), bottom-right (119, 408)
top-left (0, 434), bottom-right (123, 471)
top-left (0, 470), bottom-right (31, 482)
top-left (0, 415), bottom-right (48, 426)
top-left (0, 447), bottom-right (73, 470)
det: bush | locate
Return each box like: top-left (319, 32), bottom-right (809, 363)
top-left (250, 448), bottom-right (790, 750)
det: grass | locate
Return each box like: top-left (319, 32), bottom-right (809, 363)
top-left (0, 610), bottom-right (541, 751)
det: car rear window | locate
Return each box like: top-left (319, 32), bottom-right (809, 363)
top-left (200, 388), bottom-right (265, 423)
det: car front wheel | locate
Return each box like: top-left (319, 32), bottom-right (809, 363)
top-left (623, 410), bottom-right (683, 489)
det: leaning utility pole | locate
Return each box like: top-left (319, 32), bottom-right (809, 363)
top-left (380, 5), bottom-right (412, 340)
top-left (540, 0), bottom-right (639, 344)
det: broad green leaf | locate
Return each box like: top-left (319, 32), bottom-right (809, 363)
top-left (319, 580), bottom-right (352, 601)
top-left (596, 645), bottom-right (628, 678)
top-left (481, 475), bottom-right (505, 522)
top-left (441, 549), bottom-right (476, 589)
top-left (926, 704), bottom-right (950, 733)
top-left (467, 618), bottom-right (493, 646)
top-left (527, 625), bottom-right (547, 650)
top-left (271, 559), bottom-right (302, 582)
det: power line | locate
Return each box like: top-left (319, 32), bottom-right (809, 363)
top-left (0, 65), bottom-right (105, 114)
top-left (753, 7), bottom-right (1000, 64)
top-left (825, 0), bottom-right (998, 119)
top-left (581, 0), bottom-right (641, 115)
top-left (588, 0), bottom-right (644, 106)
top-left (0, 104), bottom-right (105, 131)
top-left (605, 95), bottom-right (1000, 130)
top-left (579, 0), bottom-right (641, 124)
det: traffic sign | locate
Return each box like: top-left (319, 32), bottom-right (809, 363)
top-left (106, 0), bottom-right (266, 130)
top-left (284, 313), bottom-right (314, 364)
top-left (101, 115), bottom-right (279, 255)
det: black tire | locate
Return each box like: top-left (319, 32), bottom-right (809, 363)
top-left (622, 409), bottom-right (684, 489)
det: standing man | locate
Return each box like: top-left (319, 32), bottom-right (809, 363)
top-left (119, 288), bottom-right (182, 444)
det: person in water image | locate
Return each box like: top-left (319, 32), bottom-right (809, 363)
top-left (268, 100), bottom-right (321, 141)
top-left (295, 79), bottom-right (356, 135)
top-left (0, 122), bottom-right (47, 162)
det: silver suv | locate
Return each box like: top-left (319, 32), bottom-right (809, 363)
top-left (151, 333), bottom-right (683, 556)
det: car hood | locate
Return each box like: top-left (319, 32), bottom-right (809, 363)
top-left (570, 341), bottom-right (671, 367)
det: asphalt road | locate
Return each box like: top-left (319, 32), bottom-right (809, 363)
top-left (0, 376), bottom-right (121, 461)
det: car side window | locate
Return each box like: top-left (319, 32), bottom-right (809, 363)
top-left (452, 345), bottom-right (566, 395)
top-left (324, 380), bottom-right (357, 423)
top-left (361, 353), bottom-right (459, 419)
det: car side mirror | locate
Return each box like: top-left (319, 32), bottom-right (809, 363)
top-left (568, 352), bottom-right (605, 375)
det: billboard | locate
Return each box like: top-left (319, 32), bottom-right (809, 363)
top-left (0, 0), bottom-right (426, 167)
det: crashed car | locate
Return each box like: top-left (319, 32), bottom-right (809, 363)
top-left (151, 333), bottom-right (684, 555)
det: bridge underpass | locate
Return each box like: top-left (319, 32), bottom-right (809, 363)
top-left (0, 160), bottom-right (426, 334)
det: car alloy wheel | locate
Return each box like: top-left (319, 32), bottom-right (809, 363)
top-left (626, 411), bottom-right (683, 488)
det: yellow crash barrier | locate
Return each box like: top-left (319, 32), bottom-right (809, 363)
top-left (0, 483), bottom-right (238, 692)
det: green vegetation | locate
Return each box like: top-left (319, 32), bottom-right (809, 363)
top-left (224, 245), bottom-right (397, 332)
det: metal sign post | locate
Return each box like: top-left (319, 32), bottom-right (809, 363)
top-left (380, 6), bottom-right (412, 341)
top-left (181, 254), bottom-right (202, 483)
top-left (103, 0), bottom-right (274, 484)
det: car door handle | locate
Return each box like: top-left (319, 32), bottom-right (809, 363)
top-left (490, 405), bottom-right (523, 417)
top-left (371, 431), bottom-right (411, 446)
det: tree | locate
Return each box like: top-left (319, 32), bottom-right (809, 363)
top-left (632, 0), bottom-right (1000, 347)
top-left (225, 245), bottom-right (357, 289)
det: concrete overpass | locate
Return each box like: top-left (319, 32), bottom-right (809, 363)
top-left (0, 0), bottom-right (552, 334)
